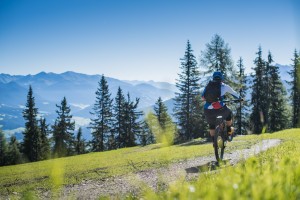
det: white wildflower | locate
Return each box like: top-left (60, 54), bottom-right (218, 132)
top-left (233, 183), bottom-right (239, 189)
top-left (189, 185), bottom-right (196, 193)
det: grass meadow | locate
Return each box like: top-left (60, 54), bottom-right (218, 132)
top-left (0, 129), bottom-right (299, 199)
top-left (144, 129), bottom-right (300, 200)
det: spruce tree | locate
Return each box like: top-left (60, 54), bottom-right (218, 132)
top-left (123, 93), bottom-right (143, 147)
top-left (154, 97), bottom-right (171, 130)
top-left (52, 97), bottom-right (75, 157)
top-left (190, 94), bottom-right (207, 138)
top-left (22, 86), bottom-right (42, 162)
top-left (125, 93), bottom-right (143, 147)
top-left (90, 75), bottom-right (113, 151)
top-left (288, 50), bottom-right (300, 127)
top-left (174, 40), bottom-right (201, 141)
top-left (75, 127), bottom-right (86, 155)
top-left (39, 117), bottom-right (50, 160)
top-left (6, 136), bottom-right (22, 165)
top-left (250, 46), bottom-right (268, 134)
top-left (153, 97), bottom-right (178, 140)
top-left (264, 51), bottom-right (272, 126)
top-left (113, 87), bottom-right (126, 148)
top-left (267, 52), bottom-right (288, 132)
top-left (235, 57), bottom-right (249, 135)
top-left (200, 34), bottom-right (236, 84)
top-left (0, 129), bottom-right (8, 166)
top-left (138, 120), bottom-right (155, 146)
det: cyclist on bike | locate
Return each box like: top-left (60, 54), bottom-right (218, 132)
top-left (202, 71), bottom-right (241, 144)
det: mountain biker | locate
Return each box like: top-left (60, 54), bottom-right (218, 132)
top-left (202, 71), bottom-right (241, 144)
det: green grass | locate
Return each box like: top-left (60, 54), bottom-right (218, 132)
top-left (0, 136), bottom-right (258, 198)
top-left (143, 129), bottom-right (300, 199)
top-left (1, 129), bottom-right (299, 199)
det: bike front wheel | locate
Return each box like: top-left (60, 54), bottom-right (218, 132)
top-left (214, 126), bottom-right (225, 162)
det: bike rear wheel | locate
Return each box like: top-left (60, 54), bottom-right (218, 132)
top-left (214, 126), bottom-right (225, 162)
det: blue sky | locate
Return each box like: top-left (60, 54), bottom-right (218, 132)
top-left (0, 0), bottom-right (299, 83)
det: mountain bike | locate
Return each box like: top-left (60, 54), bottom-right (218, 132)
top-left (213, 99), bottom-right (243, 162)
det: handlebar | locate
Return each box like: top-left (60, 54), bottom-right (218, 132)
top-left (222, 99), bottom-right (244, 103)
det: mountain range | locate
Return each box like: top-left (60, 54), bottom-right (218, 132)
top-left (0, 71), bottom-right (177, 139)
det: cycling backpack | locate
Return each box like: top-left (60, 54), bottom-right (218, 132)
top-left (204, 81), bottom-right (221, 103)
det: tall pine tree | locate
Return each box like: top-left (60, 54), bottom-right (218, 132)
top-left (139, 120), bottom-right (155, 146)
top-left (123, 93), bottom-right (142, 147)
top-left (235, 57), bottom-right (249, 135)
top-left (200, 34), bottom-right (236, 84)
top-left (267, 52), bottom-right (288, 132)
top-left (0, 129), bottom-right (8, 166)
top-left (113, 87), bottom-right (126, 148)
top-left (22, 86), bottom-right (42, 162)
top-left (90, 75), bottom-right (113, 151)
top-left (52, 97), bottom-right (75, 157)
top-left (153, 97), bottom-right (177, 140)
top-left (39, 117), bottom-right (50, 160)
top-left (264, 51), bottom-right (272, 127)
top-left (6, 136), bottom-right (22, 165)
top-left (174, 40), bottom-right (201, 141)
top-left (154, 97), bottom-right (172, 130)
top-left (250, 46), bottom-right (268, 134)
top-left (288, 50), bottom-right (300, 127)
top-left (75, 127), bottom-right (86, 155)
top-left (190, 93), bottom-right (207, 138)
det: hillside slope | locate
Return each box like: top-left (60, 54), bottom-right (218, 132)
top-left (1, 129), bottom-right (299, 199)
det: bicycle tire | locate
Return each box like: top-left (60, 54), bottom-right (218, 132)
top-left (214, 126), bottom-right (226, 162)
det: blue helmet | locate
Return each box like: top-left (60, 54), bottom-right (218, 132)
top-left (212, 71), bottom-right (224, 81)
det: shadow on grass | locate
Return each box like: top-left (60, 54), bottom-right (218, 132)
top-left (179, 138), bottom-right (210, 146)
top-left (185, 159), bottom-right (230, 173)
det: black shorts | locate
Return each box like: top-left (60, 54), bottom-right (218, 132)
top-left (204, 105), bottom-right (232, 129)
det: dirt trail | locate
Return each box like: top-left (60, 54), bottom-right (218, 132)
top-left (46, 139), bottom-right (281, 199)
